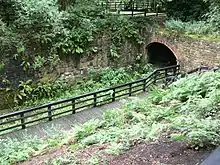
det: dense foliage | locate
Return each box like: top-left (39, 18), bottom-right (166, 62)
top-left (0, 0), bottom-right (145, 77)
top-left (12, 65), bottom-right (153, 111)
top-left (1, 71), bottom-right (220, 164)
top-left (1, 0), bottom-right (220, 164)
top-left (165, 0), bottom-right (210, 21)
top-left (165, 0), bottom-right (220, 40)
top-left (0, 0), bottom-right (143, 62)
top-left (165, 20), bottom-right (215, 36)
top-left (0, 0), bottom-right (152, 112)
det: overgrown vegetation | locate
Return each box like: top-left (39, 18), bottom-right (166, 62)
top-left (1, 0), bottom-right (220, 164)
top-left (0, 0), bottom-right (156, 112)
top-left (11, 65), bottom-right (153, 110)
top-left (0, 137), bottom-right (45, 165)
top-left (165, 0), bottom-right (220, 41)
top-left (0, 0), bottom-right (144, 67)
top-left (165, 0), bottom-right (210, 21)
top-left (1, 70), bottom-right (220, 164)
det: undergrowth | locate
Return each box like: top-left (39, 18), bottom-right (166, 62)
top-left (0, 0), bottom-right (152, 113)
top-left (165, 4), bottom-right (220, 42)
top-left (14, 65), bottom-right (153, 110)
top-left (1, 70), bottom-right (220, 164)
top-left (0, 0), bottom-right (145, 72)
top-left (164, 19), bottom-right (220, 42)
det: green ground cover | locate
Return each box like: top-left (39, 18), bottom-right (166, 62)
top-left (1, 70), bottom-right (219, 165)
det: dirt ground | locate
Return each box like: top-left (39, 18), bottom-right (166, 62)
top-left (19, 138), bottom-right (212, 165)
top-left (108, 140), bottom-right (211, 165)
top-left (17, 146), bottom-right (68, 165)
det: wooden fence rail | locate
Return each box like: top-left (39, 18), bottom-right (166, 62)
top-left (0, 65), bottom-right (180, 135)
top-left (106, 0), bottom-right (164, 16)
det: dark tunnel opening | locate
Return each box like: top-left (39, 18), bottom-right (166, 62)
top-left (147, 42), bottom-right (177, 67)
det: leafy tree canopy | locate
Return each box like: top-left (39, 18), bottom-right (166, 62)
top-left (165, 0), bottom-right (210, 21)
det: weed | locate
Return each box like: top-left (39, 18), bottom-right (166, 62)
top-left (0, 136), bottom-right (45, 165)
top-left (2, 71), bottom-right (220, 164)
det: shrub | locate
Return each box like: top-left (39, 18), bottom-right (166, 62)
top-left (165, 0), bottom-right (210, 21)
top-left (165, 19), bottom-right (218, 36)
top-left (0, 137), bottom-right (44, 165)
top-left (206, 5), bottom-right (220, 31)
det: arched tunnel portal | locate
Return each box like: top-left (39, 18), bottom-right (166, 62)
top-left (146, 42), bottom-right (177, 67)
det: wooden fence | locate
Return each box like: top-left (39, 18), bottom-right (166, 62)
top-left (106, 0), bottom-right (164, 16)
top-left (0, 65), bottom-right (180, 135)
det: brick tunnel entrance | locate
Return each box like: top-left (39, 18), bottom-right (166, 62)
top-left (146, 42), bottom-right (177, 67)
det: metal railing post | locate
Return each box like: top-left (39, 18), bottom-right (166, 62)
top-left (165, 69), bottom-right (168, 86)
top-left (165, 69), bottom-right (168, 77)
top-left (106, 1), bottom-right (109, 10)
top-left (177, 65), bottom-right (180, 75)
top-left (173, 67), bottom-right (177, 76)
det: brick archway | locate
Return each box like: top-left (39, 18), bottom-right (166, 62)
top-left (146, 42), bottom-right (177, 67)
top-left (146, 34), bottom-right (180, 61)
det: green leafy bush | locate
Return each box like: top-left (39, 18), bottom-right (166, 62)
top-left (0, 20), bottom-right (20, 53)
top-left (165, 19), bottom-right (215, 36)
top-left (206, 5), bottom-right (220, 31)
top-left (14, 79), bottom-right (67, 106)
top-left (165, 3), bottom-right (220, 38)
top-left (165, 0), bottom-right (210, 21)
top-left (73, 71), bottom-right (220, 149)
top-left (14, 66), bottom-right (150, 108)
top-left (0, 137), bottom-right (45, 165)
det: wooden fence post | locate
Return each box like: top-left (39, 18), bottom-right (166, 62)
top-left (143, 79), bottom-right (146, 92)
top-left (112, 88), bottom-right (115, 102)
top-left (165, 69), bottom-right (168, 86)
top-left (154, 71), bottom-right (157, 84)
top-left (20, 113), bottom-right (26, 129)
top-left (94, 93), bottom-right (97, 107)
top-left (129, 84), bottom-right (132, 96)
top-left (72, 99), bottom-right (75, 114)
top-left (48, 105), bottom-right (52, 121)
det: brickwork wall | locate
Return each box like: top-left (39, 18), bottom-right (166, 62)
top-left (146, 32), bottom-right (220, 71)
